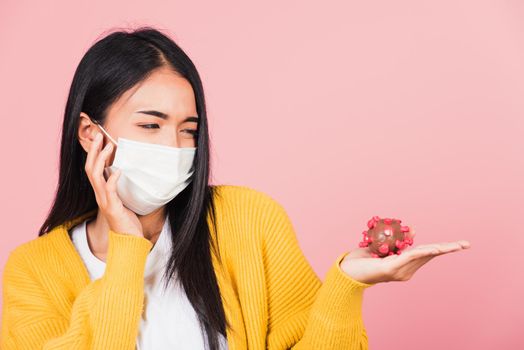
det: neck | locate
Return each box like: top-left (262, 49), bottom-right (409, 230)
top-left (86, 206), bottom-right (167, 256)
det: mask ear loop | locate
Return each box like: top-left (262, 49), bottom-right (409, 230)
top-left (90, 118), bottom-right (118, 146)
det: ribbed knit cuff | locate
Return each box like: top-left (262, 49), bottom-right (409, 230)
top-left (103, 230), bottom-right (153, 286)
top-left (310, 251), bottom-right (375, 329)
top-left (335, 251), bottom-right (377, 289)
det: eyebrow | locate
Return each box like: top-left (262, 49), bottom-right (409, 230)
top-left (135, 110), bottom-right (199, 123)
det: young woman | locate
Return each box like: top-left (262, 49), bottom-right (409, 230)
top-left (0, 26), bottom-right (470, 350)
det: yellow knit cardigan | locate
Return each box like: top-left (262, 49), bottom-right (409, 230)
top-left (0, 185), bottom-right (375, 349)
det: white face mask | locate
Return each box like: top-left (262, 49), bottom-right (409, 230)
top-left (94, 122), bottom-right (196, 215)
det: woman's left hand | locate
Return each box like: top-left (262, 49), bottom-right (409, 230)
top-left (339, 230), bottom-right (471, 285)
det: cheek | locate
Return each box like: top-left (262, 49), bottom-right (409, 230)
top-left (184, 138), bottom-right (197, 148)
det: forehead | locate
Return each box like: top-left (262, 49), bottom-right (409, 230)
top-left (109, 67), bottom-right (197, 118)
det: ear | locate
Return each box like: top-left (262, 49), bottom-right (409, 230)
top-left (77, 112), bottom-right (103, 153)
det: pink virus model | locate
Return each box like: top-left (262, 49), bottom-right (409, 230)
top-left (358, 215), bottom-right (415, 258)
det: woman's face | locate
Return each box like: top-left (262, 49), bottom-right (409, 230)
top-left (78, 66), bottom-right (199, 167)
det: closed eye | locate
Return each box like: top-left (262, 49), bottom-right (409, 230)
top-left (138, 124), bottom-right (198, 137)
top-left (139, 124), bottom-right (160, 129)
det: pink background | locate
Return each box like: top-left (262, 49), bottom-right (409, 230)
top-left (1, 0), bottom-right (523, 348)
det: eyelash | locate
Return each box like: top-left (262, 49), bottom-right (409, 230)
top-left (139, 124), bottom-right (160, 129)
top-left (139, 124), bottom-right (199, 136)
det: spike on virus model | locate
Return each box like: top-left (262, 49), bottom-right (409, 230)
top-left (358, 216), bottom-right (415, 258)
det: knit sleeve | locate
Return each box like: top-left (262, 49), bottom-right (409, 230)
top-left (0, 229), bottom-right (153, 350)
top-left (261, 196), bottom-right (377, 350)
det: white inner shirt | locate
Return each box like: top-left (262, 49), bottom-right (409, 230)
top-left (70, 216), bottom-right (228, 350)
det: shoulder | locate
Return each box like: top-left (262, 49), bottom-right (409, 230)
top-left (2, 230), bottom-right (61, 278)
top-left (211, 184), bottom-right (286, 213)
top-left (2, 242), bottom-right (32, 281)
top-left (210, 184), bottom-right (292, 233)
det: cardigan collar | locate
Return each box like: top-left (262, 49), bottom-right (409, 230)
top-left (44, 207), bottom-right (247, 350)
top-left (49, 208), bottom-right (99, 291)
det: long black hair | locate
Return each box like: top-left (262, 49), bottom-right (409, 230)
top-left (38, 26), bottom-right (231, 349)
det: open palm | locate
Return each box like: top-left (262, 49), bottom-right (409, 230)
top-left (340, 229), bottom-right (471, 285)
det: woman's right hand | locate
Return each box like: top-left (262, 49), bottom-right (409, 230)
top-left (85, 132), bottom-right (144, 238)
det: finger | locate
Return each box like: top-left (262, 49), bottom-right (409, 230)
top-left (400, 226), bottom-right (416, 243)
top-left (85, 133), bottom-right (103, 178)
top-left (93, 141), bottom-right (113, 183)
top-left (400, 255), bottom-right (436, 279)
top-left (457, 240), bottom-right (471, 249)
top-left (105, 168), bottom-right (123, 210)
top-left (429, 241), bottom-right (470, 256)
top-left (401, 244), bottom-right (441, 260)
top-left (92, 141), bottom-right (113, 207)
top-left (381, 249), bottom-right (435, 281)
top-left (85, 133), bottom-right (104, 203)
top-left (381, 246), bottom-right (434, 273)
top-left (398, 241), bottom-right (470, 279)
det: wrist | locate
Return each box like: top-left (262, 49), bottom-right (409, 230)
top-left (339, 254), bottom-right (379, 285)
